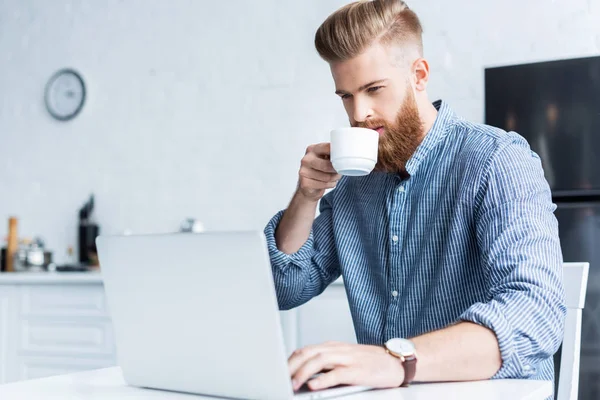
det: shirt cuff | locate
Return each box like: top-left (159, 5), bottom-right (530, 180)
top-left (263, 210), bottom-right (315, 272)
top-left (459, 301), bottom-right (536, 379)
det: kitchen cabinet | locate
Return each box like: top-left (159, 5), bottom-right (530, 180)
top-left (0, 286), bottom-right (17, 383)
top-left (0, 273), bottom-right (116, 384)
top-left (0, 274), bottom-right (355, 384)
top-left (294, 279), bottom-right (356, 348)
top-left (277, 279), bottom-right (356, 356)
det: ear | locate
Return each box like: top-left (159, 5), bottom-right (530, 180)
top-left (412, 58), bottom-right (430, 92)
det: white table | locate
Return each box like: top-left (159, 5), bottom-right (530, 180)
top-left (0, 367), bottom-right (552, 399)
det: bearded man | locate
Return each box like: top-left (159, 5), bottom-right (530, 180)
top-left (263, 0), bottom-right (565, 394)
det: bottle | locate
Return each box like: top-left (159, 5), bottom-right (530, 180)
top-left (6, 217), bottom-right (18, 272)
top-left (78, 195), bottom-right (100, 266)
top-left (1, 237), bottom-right (6, 272)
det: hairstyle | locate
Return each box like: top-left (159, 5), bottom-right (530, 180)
top-left (314, 0), bottom-right (423, 64)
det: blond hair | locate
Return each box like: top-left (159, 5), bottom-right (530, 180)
top-left (314, 0), bottom-right (423, 64)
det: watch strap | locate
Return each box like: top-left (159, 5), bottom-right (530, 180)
top-left (400, 353), bottom-right (417, 387)
top-left (385, 346), bottom-right (418, 387)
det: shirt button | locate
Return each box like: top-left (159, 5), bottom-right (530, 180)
top-left (398, 185), bottom-right (405, 193)
top-left (392, 290), bottom-right (398, 297)
top-left (392, 235), bottom-right (399, 243)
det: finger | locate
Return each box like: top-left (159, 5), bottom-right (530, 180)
top-left (308, 367), bottom-right (358, 391)
top-left (288, 342), bottom-right (344, 377)
top-left (299, 167), bottom-right (339, 183)
top-left (288, 346), bottom-right (319, 377)
top-left (292, 351), bottom-right (352, 391)
top-left (315, 159), bottom-right (339, 175)
top-left (303, 156), bottom-right (338, 174)
top-left (308, 142), bottom-right (331, 158)
top-left (301, 179), bottom-right (338, 191)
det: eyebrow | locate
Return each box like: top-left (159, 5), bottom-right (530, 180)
top-left (335, 79), bottom-right (388, 95)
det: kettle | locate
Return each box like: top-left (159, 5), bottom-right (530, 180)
top-left (14, 237), bottom-right (53, 272)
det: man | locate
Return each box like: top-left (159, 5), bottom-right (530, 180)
top-left (263, 0), bottom-right (565, 392)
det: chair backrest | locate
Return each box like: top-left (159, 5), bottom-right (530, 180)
top-left (557, 262), bottom-right (589, 400)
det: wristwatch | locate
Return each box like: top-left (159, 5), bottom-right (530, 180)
top-left (384, 338), bottom-right (417, 387)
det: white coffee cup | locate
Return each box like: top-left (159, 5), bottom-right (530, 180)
top-left (330, 127), bottom-right (379, 176)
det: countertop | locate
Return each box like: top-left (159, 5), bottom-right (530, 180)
top-left (0, 272), bottom-right (343, 286)
top-left (0, 270), bottom-right (103, 284)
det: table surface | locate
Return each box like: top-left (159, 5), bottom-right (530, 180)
top-left (0, 367), bottom-right (552, 400)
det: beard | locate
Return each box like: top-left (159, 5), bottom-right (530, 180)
top-left (354, 90), bottom-right (423, 175)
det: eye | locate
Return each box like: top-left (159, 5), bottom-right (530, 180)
top-left (340, 93), bottom-right (352, 100)
top-left (367, 86), bottom-right (383, 93)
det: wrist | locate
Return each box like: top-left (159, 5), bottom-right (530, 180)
top-left (294, 189), bottom-right (321, 206)
top-left (384, 338), bottom-right (418, 387)
top-left (386, 352), bottom-right (406, 387)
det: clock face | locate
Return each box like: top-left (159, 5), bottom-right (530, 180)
top-left (386, 338), bottom-right (416, 356)
top-left (44, 69), bottom-right (86, 121)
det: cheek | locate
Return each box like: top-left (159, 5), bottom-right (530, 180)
top-left (379, 91), bottom-right (403, 123)
top-left (380, 108), bottom-right (399, 125)
top-left (342, 101), bottom-right (353, 119)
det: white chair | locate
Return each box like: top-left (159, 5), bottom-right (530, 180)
top-left (557, 262), bottom-right (589, 400)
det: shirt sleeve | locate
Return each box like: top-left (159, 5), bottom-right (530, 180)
top-left (263, 191), bottom-right (341, 310)
top-left (459, 135), bottom-right (566, 379)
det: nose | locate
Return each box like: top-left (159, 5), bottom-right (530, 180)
top-left (351, 97), bottom-right (373, 124)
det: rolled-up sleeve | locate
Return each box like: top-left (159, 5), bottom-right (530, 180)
top-left (459, 136), bottom-right (566, 379)
top-left (263, 192), bottom-right (341, 310)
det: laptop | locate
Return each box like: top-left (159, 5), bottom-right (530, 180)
top-left (96, 231), bottom-right (372, 400)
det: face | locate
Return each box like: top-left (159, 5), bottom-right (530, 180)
top-left (330, 42), bottom-right (425, 174)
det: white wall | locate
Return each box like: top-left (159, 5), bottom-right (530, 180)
top-left (1, 0), bottom-right (599, 263)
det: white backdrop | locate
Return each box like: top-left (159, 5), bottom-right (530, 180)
top-left (1, 0), bottom-right (598, 262)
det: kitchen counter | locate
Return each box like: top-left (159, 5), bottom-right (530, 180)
top-left (0, 271), bottom-right (103, 285)
top-left (0, 272), bottom-right (342, 286)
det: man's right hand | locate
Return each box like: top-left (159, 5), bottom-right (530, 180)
top-left (297, 143), bottom-right (341, 202)
top-left (275, 143), bottom-right (340, 254)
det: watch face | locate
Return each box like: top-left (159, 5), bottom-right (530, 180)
top-left (44, 69), bottom-right (86, 121)
top-left (386, 338), bottom-right (416, 357)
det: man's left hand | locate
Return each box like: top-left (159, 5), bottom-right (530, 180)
top-left (288, 341), bottom-right (405, 391)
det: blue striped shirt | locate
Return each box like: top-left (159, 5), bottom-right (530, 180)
top-left (264, 100), bottom-right (566, 383)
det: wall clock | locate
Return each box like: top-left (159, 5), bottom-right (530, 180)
top-left (44, 68), bottom-right (86, 121)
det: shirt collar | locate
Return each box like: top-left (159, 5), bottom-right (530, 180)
top-left (404, 99), bottom-right (458, 177)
